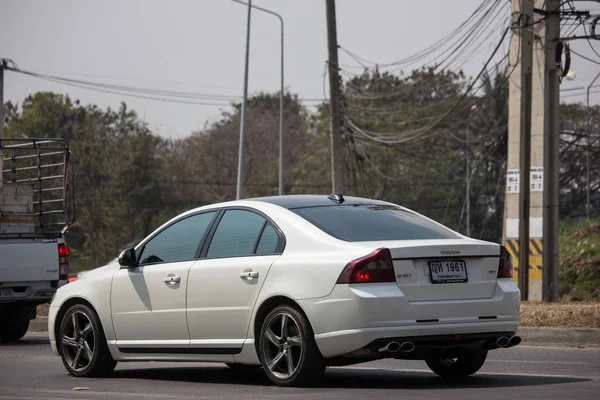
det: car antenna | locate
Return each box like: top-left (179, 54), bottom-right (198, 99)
top-left (327, 193), bottom-right (345, 204)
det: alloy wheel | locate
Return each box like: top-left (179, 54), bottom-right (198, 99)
top-left (61, 311), bottom-right (95, 372)
top-left (260, 311), bottom-right (303, 379)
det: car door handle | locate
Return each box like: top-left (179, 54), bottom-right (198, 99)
top-left (240, 270), bottom-right (259, 279)
top-left (164, 275), bottom-right (181, 284)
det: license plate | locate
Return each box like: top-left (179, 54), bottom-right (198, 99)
top-left (0, 288), bottom-right (14, 297)
top-left (429, 260), bottom-right (468, 284)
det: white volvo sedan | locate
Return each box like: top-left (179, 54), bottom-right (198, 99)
top-left (49, 194), bottom-right (520, 386)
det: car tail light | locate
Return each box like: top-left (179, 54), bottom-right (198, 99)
top-left (336, 248), bottom-right (395, 284)
top-left (498, 245), bottom-right (513, 279)
top-left (58, 244), bottom-right (70, 280)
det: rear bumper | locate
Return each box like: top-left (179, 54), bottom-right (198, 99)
top-left (0, 280), bottom-right (66, 304)
top-left (312, 321), bottom-right (518, 358)
top-left (298, 280), bottom-right (520, 358)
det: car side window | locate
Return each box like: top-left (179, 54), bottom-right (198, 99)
top-left (138, 211), bottom-right (216, 265)
top-left (255, 224), bottom-right (280, 255)
top-left (206, 210), bottom-right (267, 258)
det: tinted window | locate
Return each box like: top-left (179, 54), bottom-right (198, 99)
top-left (207, 210), bottom-right (266, 258)
top-left (255, 224), bottom-right (279, 255)
top-left (292, 205), bottom-right (459, 242)
top-left (139, 211), bottom-right (216, 265)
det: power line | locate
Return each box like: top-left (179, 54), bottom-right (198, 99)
top-left (343, 27), bottom-right (511, 146)
top-left (5, 66), bottom-right (327, 106)
top-left (338, 0), bottom-right (500, 70)
top-left (570, 48), bottom-right (600, 65)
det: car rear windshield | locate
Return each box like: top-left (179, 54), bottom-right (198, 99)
top-left (291, 204), bottom-right (460, 242)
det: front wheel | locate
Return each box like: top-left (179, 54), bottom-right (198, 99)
top-left (425, 350), bottom-right (488, 379)
top-left (0, 318), bottom-right (29, 342)
top-left (58, 304), bottom-right (116, 377)
top-left (258, 305), bottom-right (325, 387)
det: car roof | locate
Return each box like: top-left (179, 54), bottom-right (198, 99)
top-left (248, 194), bottom-right (390, 210)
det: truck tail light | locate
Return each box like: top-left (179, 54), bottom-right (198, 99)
top-left (58, 244), bottom-right (70, 280)
top-left (336, 248), bottom-right (395, 284)
top-left (498, 245), bottom-right (513, 279)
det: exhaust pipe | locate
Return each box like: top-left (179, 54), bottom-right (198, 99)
top-left (400, 341), bottom-right (415, 353)
top-left (378, 341), bottom-right (401, 353)
top-left (508, 335), bottom-right (521, 347)
top-left (496, 336), bottom-right (510, 347)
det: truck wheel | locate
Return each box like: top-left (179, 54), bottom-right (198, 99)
top-left (425, 350), bottom-right (488, 379)
top-left (58, 304), bottom-right (116, 377)
top-left (0, 318), bottom-right (30, 342)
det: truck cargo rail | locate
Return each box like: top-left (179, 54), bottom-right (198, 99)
top-left (0, 138), bottom-right (75, 239)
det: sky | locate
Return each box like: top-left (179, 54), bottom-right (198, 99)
top-left (2, 0), bottom-right (600, 139)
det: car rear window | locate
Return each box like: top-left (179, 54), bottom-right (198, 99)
top-left (291, 204), bottom-right (460, 242)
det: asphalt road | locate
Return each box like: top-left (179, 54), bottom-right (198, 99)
top-left (1, 333), bottom-right (599, 400)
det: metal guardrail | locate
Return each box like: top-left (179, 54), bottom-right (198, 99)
top-left (1, 138), bottom-right (75, 238)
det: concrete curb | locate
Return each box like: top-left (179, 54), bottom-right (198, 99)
top-left (29, 316), bottom-right (600, 348)
top-left (517, 326), bottom-right (600, 348)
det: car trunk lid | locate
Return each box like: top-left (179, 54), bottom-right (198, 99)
top-left (356, 239), bottom-right (500, 301)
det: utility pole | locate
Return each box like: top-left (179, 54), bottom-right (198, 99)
top-left (466, 117), bottom-right (471, 237)
top-left (0, 59), bottom-right (5, 141)
top-left (518, 0), bottom-right (534, 301)
top-left (542, 0), bottom-right (560, 302)
top-left (1, 60), bottom-right (5, 192)
top-left (235, 0), bottom-right (252, 200)
top-left (465, 105), bottom-right (477, 237)
top-left (230, 0), bottom-right (285, 196)
top-left (278, 28), bottom-right (284, 196)
top-left (505, 0), bottom-right (534, 300)
top-left (325, 0), bottom-right (344, 194)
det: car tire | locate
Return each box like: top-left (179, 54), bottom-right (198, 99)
top-left (58, 304), bottom-right (116, 377)
top-left (0, 318), bottom-right (30, 342)
top-left (425, 350), bottom-right (488, 379)
top-left (258, 304), bottom-right (325, 387)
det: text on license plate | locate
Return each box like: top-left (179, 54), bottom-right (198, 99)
top-left (428, 260), bottom-right (468, 284)
top-left (0, 288), bottom-right (14, 297)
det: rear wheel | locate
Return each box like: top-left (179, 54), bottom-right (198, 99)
top-left (0, 318), bottom-right (29, 342)
top-left (58, 304), bottom-right (116, 377)
top-left (258, 305), bottom-right (325, 387)
top-left (425, 350), bottom-right (488, 379)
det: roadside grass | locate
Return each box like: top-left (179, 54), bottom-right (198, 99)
top-left (520, 301), bottom-right (600, 328)
top-left (38, 301), bottom-right (599, 328)
top-left (559, 218), bottom-right (600, 301)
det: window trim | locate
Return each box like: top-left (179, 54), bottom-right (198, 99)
top-left (252, 220), bottom-right (269, 255)
top-left (200, 206), bottom-right (286, 260)
top-left (133, 209), bottom-right (222, 267)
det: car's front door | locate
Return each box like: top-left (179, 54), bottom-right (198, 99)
top-left (186, 208), bottom-right (285, 352)
top-left (111, 211), bottom-right (218, 350)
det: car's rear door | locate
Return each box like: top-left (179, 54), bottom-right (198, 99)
top-left (186, 208), bottom-right (284, 353)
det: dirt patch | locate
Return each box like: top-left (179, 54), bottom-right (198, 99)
top-left (37, 304), bottom-right (49, 317)
top-left (520, 301), bottom-right (600, 328)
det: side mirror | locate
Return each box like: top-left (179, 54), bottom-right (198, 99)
top-left (118, 247), bottom-right (137, 268)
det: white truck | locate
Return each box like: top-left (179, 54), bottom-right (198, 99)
top-left (0, 138), bottom-right (74, 341)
